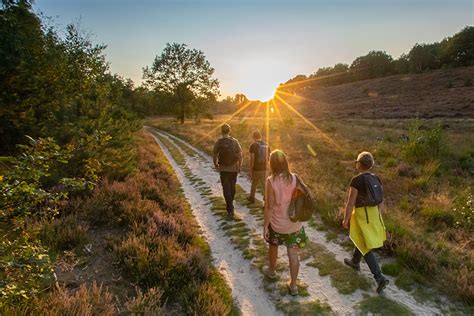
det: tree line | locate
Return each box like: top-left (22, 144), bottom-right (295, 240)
top-left (282, 26), bottom-right (474, 90)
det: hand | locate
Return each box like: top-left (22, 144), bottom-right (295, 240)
top-left (263, 226), bottom-right (270, 242)
top-left (342, 218), bottom-right (350, 230)
top-left (249, 170), bottom-right (253, 178)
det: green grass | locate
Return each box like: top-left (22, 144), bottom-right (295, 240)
top-left (356, 296), bottom-right (414, 315)
top-left (276, 300), bottom-right (333, 315)
top-left (381, 262), bottom-right (402, 277)
top-left (306, 241), bottom-right (371, 294)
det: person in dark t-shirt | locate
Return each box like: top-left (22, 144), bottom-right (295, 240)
top-left (247, 130), bottom-right (270, 203)
top-left (341, 151), bottom-right (389, 294)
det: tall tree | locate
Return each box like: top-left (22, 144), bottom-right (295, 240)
top-left (143, 43), bottom-right (219, 123)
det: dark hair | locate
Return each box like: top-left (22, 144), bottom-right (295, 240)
top-left (252, 130), bottom-right (262, 140)
top-left (269, 150), bottom-right (291, 183)
top-left (221, 123), bottom-right (231, 134)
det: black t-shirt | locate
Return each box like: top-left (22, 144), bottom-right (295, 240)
top-left (350, 173), bottom-right (382, 207)
top-left (249, 141), bottom-right (270, 171)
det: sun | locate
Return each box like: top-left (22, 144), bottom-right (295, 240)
top-left (245, 87), bottom-right (276, 102)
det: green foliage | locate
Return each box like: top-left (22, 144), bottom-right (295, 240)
top-left (0, 137), bottom-right (90, 223)
top-left (399, 120), bottom-right (446, 164)
top-left (143, 43), bottom-right (220, 123)
top-left (0, 233), bottom-right (53, 310)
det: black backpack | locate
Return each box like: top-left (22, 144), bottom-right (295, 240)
top-left (362, 173), bottom-right (383, 206)
top-left (288, 174), bottom-right (316, 222)
top-left (218, 138), bottom-right (238, 166)
top-left (255, 141), bottom-right (269, 164)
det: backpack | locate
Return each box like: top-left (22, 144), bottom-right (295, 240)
top-left (255, 141), bottom-right (269, 164)
top-left (218, 138), bottom-right (238, 166)
top-left (288, 174), bottom-right (316, 222)
top-left (362, 173), bottom-right (383, 206)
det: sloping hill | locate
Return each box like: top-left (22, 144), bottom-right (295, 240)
top-left (283, 66), bottom-right (474, 119)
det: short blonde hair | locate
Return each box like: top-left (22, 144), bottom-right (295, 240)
top-left (356, 151), bottom-right (374, 170)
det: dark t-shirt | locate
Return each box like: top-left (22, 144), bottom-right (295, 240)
top-left (350, 173), bottom-right (382, 207)
top-left (249, 141), bottom-right (270, 171)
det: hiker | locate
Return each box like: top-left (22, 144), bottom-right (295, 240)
top-left (213, 123), bottom-right (243, 218)
top-left (342, 151), bottom-right (389, 293)
top-left (263, 150), bottom-right (307, 296)
top-left (247, 130), bottom-right (270, 203)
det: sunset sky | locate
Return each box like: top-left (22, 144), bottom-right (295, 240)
top-left (34, 0), bottom-right (473, 101)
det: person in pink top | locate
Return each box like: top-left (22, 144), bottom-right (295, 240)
top-left (263, 150), bottom-right (307, 296)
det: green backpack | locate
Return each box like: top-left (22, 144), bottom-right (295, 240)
top-left (288, 174), bottom-right (316, 222)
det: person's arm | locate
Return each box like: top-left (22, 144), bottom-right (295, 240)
top-left (249, 152), bottom-right (255, 177)
top-left (212, 141), bottom-right (219, 170)
top-left (263, 178), bottom-right (274, 240)
top-left (236, 141), bottom-right (243, 173)
top-left (342, 186), bottom-right (358, 229)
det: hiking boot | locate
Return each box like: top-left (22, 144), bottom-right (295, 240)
top-left (247, 196), bottom-right (255, 204)
top-left (344, 258), bottom-right (361, 271)
top-left (376, 278), bottom-right (389, 294)
top-left (262, 267), bottom-right (277, 280)
top-left (287, 282), bottom-right (298, 296)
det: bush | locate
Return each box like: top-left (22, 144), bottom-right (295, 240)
top-left (40, 213), bottom-right (88, 253)
top-left (400, 120), bottom-right (446, 164)
top-left (34, 282), bottom-right (115, 316)
top-left (0, 234), bottom-right (53, 310)
top-left (126, 287), bottom-right (165, 316)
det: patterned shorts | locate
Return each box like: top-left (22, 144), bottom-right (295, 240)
top-left (267, 224), bottom-right (307, 248)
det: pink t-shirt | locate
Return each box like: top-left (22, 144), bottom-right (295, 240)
top-left (267, 173), bottom-right (303, 234)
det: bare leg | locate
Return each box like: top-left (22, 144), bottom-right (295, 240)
top-left (269, 244), bottom-right (278, 272)
top-left (287, 247), bottom-right (300, 287)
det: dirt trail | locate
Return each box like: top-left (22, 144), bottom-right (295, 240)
top-left (145, 126), bottom-right (444, 315)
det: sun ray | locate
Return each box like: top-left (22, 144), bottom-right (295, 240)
top-left (275, 89), bottom-right (315, 103)
top-left (271, 98), bottom-right (293, 142)
top-left (251, 100), bottom-right (263, 120)
top-left (265, 100), bottom-right (270, 150)
top-left (194, 100), bottom-right (254, 145)
top-left (274, 93), bottom-right (341, 150)
top-left (277, 70), bottom-right (351, 89)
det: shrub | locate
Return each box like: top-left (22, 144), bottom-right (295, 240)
top-left (126, 287), bottom-right (165, 316)
top-left (183, 283), bottom-right (231, 316)
top-left (400, 120), bottom-right (446, 164)
top-left (34, 282), bottom-right (115, 316)
top-left (0, 234), bottom-right (53, 310)
top-left (40, 213), bottom-right (88, 253)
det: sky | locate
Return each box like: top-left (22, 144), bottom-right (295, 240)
top-left (34, 0), bottom-right (473, 101)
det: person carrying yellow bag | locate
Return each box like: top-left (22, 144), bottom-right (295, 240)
top-left (342, 151), bottom-right (389, 294)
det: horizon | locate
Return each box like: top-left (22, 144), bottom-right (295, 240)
top-left (34, 0), bottom-right (473, 100)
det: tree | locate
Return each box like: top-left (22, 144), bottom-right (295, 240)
top-left (407, 43), bottom-right (442, 73)
top-left (441, 26), bottom-right (474, 67)
top-left (350, 51), bottom-right (394, 79)
top-left (143, 43), bottom-right (219, 123)
top-left (393, 54), bottom-right (410, 74)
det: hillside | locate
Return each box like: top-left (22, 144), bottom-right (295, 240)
top-left (279, 66), bottom-right (474, 119)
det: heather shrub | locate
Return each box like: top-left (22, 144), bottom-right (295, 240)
top-left (183, 283), bottom-right (231, 315)
top-left (40, 213), bottom-right (89, 252)
top-left (126, 287), bottom-right (165, 316)
top-left (34, 282), bottom-right (115, 316)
